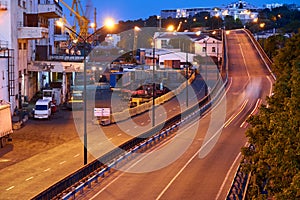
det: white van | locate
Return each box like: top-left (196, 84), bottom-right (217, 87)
top-left (34, 99), bottom-right (52, 119)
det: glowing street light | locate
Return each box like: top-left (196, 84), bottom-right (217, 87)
top-left (104, 18), bottom-right (115, 29)
top-left (167, 24), bottom-right (175, 32)
top-left (259, 22), bottom-right (265, 29)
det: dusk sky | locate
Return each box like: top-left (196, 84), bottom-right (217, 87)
top-left (62, 0), bottom-right (298, 26)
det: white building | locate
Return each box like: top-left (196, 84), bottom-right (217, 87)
top-left (145, 31), bottom-right (222, 69)
top-left (105, 34), bottom-right (121, 47)
top-left (263, 3), bottom-right (284, 10)
top-left (194, 35), bottom-right (222, 58)
top-left (160, 0), bottom-right (259, 24)
top-left (222, 1), bottom-right (258, 23)
top-left (0, 0), bottom-right (62, 110)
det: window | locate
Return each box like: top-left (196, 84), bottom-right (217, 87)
top-left (161, 40), bottom-right (168, 48)
top-left (23, 43), bottom-right (27, 50)
top-left (212, 47), bottom-right (216, 53)
top-left (18, 42), bottom-right (22, 50)
top-left (202, 47), bottom-right (206, 52)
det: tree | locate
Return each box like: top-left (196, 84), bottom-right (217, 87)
top-left (263, 35), bottom-right (287, 60)
top-left (242, 32), bottom-right (300, 199)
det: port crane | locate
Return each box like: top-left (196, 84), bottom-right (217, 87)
top-left (59, 0), bottom-right (95, 40)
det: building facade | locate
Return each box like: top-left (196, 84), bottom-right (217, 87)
top-left (0, 0), bottom-right (62, 110)
top-left (160, 0), bottom-right (259, 24)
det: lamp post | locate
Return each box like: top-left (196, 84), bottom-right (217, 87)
top-left (151, 27), bottom-right (174, 127)
top-left (133, 26), bottom-right (141, 62)
top-left (152, 45), bottom-right (156, 127)
top-left (185, 50), bottom-right (189, 108)
top-left (57, 19), bottom-right (114, 165)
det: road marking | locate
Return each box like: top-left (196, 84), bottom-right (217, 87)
top-left (0, 159), bottom-right (10, 162)
top-left (44, 168), bottom-right (51, 172)
top-left (6, 186), bottom-right (15, 191)
top-left (108, 138), bottom-right (113, 141)
top-left (90, 117), bottom-right (200, 200)
top-left (126, 129), bottom-right (130, 132)
top-left (215, 152), bottom-right (242, 200)
top-left (224, 99), bottom-right (248, 128)
top-left (74, 154), bottom-right (80, 158)
top-left (117, 134), bottom-right (122, 136)
top-left (266, 75), bottom-right (273, 96)
top-left (59, 161), bottom-right (66, 165)
top-left (25, 177), bottom-right (34, 181)
top-left (238, 43), bottom-right (250, 81)
top-left (134, 126), bottom-right (138, 129)
top-left (240, 98), bottom-right (261, 128)
top-left (141, 122), bottom-right (145, 125)
top-left (156, 136), bottom-right (206, 200)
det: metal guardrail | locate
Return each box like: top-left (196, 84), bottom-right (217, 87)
top-left (33, 30), bottom-right (229, 200)
top-left (226, 29), bottom-right (275, 200)
top-left (57, 75), bottom-right (227, 200)
top-left (243, 29), bottom-right (276, 80)
top-left (31, 75), bottom-right (226, 200)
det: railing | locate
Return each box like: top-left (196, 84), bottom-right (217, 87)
top-left (243, 29), bottom-right (275, 80)
top-left (32, 30), bottom-right (229, 200)
top-left (226, 29), bottom-right (276, 199)
top-left (49, 54), bottom-right (84, 62)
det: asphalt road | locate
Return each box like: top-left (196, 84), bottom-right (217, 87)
top-left (0, 29), bottom-right (274, 200)
top-left (0, 73), bottom-right (206, 198)
top-left (72, 29), bottom-right (274, 199)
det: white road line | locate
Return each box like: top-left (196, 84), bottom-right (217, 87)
top-left (117, 134), bottom-right (122, 136)
top-left (59, 161), bottom-right (66, 165)
top-left (266, 75), bottom-right (273, 96)
top-left (6, 186), bottom-right (15, 191)
top-left (215, 152), bottom-right (242, 200)
top-left (156, 138), bottom-right (206, 200)
top-left (108, 138), bottom-right (113, 141)
top-left (240, 98), bottom-right (261, 128)
top-left (224, 99), bottom-right (248, 128)
top-left (134, 126), bottom-right (138, 129)
top-left (44, 168), bottom-right (51, 172)
top-left (25, 177), bottom-right (34, 181)
top-left (141, 122), bottom-right (145, 125)
top-left (92, 79), bottom-right (232, 200)
top-left (238, 42), bottom-right (250, 81)
top-left (126, 129), bottom-right (130, 132)
top-left (0, 159), bottom-right (10, 162)
top-left (90, 117), bottom-right (201, 200)
top-left (74, 154), bottom-right (80, 158)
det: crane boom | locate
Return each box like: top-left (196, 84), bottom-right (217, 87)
top-left (60, 0), bottom-right (90, 38)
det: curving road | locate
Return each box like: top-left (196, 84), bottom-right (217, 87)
top-left (73, 29), bottom-right (274, 200)
top-left (0, 29), bottom-right (274, 199)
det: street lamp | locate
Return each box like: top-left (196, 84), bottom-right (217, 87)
top-left (57, 18), bottom-right (114, 165)
top-left (151, 26), bottom-right (174, 127)
top-left (133, 26), bottom-right (141, 62)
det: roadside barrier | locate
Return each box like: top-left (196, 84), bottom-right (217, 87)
top-left (226, 29), bottom-right (275, 200)
top-left (33, 30), bottom-right (229, 200)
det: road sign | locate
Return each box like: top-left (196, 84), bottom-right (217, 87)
top-left (94, 108), bottom-right (110, 117)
